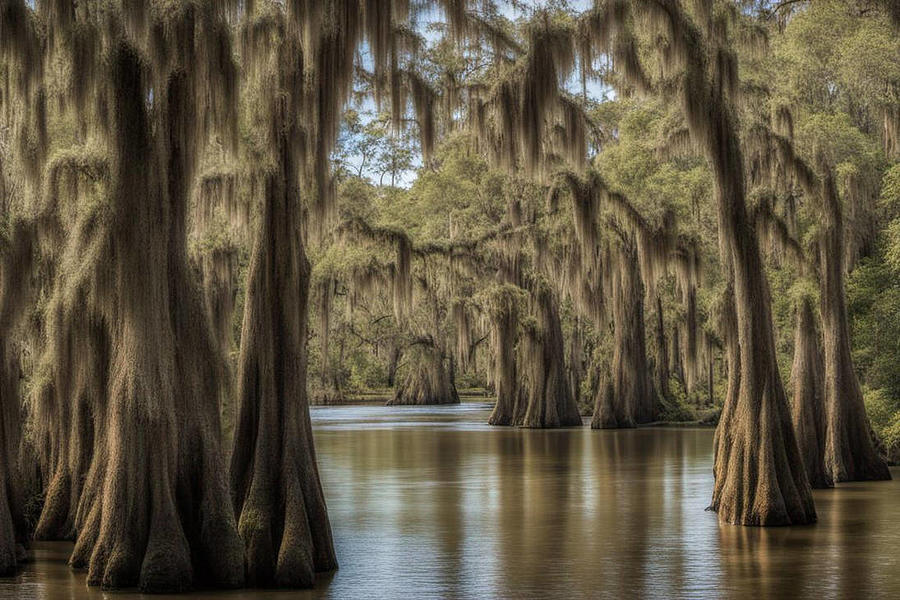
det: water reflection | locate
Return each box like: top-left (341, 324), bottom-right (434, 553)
top-left (2, 402), bottom-right (899, 599)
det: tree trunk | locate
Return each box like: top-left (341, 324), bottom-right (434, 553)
top-left (228, 126), bottom-right (337, 585)
top-left (33, 310), bottom-right (106, 542)
top-left (640, 6), bottom-right (818, 522)
top-left (670, 323), bottom-right (686, 387)
top-left (703, 99), bottom-right (815, 525)
top-left (567, 320), bottom-right (585, 414)
top-left (389, 344), bottom-right (460, 406)
top-left (521, 282), bottom-right (582, 428)
top-left (683, 284), bottom-right (699, 394)
top-left (790, 296), bottom-right (832, 489)
top-left (1, 220), bottom-right (32, 574)
top-left (0, 346), bottom-right (26, 575)
top-left (654, 295), bottom-right (673, 406)
top-left (819, 169), bottom-right (890, 482)
top-left (386, 343), bottom-right (401, 388)
top-left (592, 237), bottom-right (656, 428)
top-left (69, 52), bottom-right (245, 592)
top-left (487, 287), bottom-right (524, 426)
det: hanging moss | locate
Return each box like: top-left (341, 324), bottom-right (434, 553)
top-left (601, 0), bottom-right (815, 525)
top-left (486, 284), bottom-right (526, 426)
top-left (519, 278), bottom-right (581, 428)
top-left (337, 217), bottom-right (414, 320)
top-left (592, 233), bottom-right (657, 428)
top-left (751, 122), bottom-right (891, 483)
top-left (389, 340), bottom-right (460, 406)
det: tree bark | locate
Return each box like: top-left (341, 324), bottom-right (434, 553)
top-left (592, 237), bottom-right (657, 428)
top-left (0, 220), bottom-right (32, 574)
top-left (69, 52), bottom-right (245, 592)
top-left (789, 296), bottom-right (832, 489)
top-left (703, 98), bottom-right (815, 525)
top-left (487, 287), bottom-right (524, 426)
top-left (0, 346), bottom-right (26, 575)
top-left (33, 310), bottom-right (106, 542)
top-left (521, 282), bottom-right (582, 428)
top-left (386, 343), bottom-right (401, 388)
top-left (228, 121), bottom-right (337, 587)
top-left (638, 2), bottom-right (817, 524)
top-left (818, 169), bottom-right (890, 482)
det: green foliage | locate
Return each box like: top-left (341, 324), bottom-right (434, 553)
top-left (848, 251), bottom-right (900, 399)
top-left (305, 2), bottom-right (900, 430)
top-left (772, 0), bottom-right (900, 129)
top-left (864, 388), bottom-right (900, 463)
top-left (661, 378), bottom-right (697, 423)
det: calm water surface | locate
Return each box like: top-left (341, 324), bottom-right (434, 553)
top-left (3, 402), bottom-right (900, 599)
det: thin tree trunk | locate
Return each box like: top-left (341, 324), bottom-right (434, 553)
top-left (790, 296), bottom-right (832, 489)
top-left (654, 295), bottom-right (672, 406)
top-left (683, 284), bottom-right (698, 394)
top-left (386, 343), bottom-right (401, 388)
top-left (567, 319), bottom-right (585, 414)
top-left (670, 324), bottom-right (686, 387)
top-left (819, 169), bottom-right (890, 482)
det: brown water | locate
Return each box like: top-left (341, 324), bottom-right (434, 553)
top-left (3, 401), bottom-right (900, 599)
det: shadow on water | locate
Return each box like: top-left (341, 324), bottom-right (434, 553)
top-left (2, 402), bottom-right (899, 599)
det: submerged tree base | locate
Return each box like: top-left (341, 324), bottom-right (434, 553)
top-left (388, 344), bottom-right (460, 406)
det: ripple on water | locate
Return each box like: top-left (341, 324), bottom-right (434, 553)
top-left (3, 402), bottom-right (899, 599)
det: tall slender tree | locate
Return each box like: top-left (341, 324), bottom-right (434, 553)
top-left (789, 293), bottom-right (832, 489)
top-left (594, 0), bottom-right (815, 524)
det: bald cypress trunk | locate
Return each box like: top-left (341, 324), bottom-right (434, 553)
top-left (819, 170), bottom-right (890, 482)
top-left (0, 221), bottom-right (32, 574)
top-left (69, 50), bottom-right (245, 592)
top-left (487, 287), bottom-right (524, 426)
top-left (705, 110), bottom-right (814, 525)
top-left (592, 237), bottom-right (656, 428)
top-left (228, 116), bottom-right (337, 587)
top-left (790, 297), bottom-right (832, 489)
top-left (521, 282), bottom-right (582, 428)
top-left (598, 0), bottom-right (814, 523)
top-left (0, 346), bottom-right (25, 575)
top-left (625, 3), bottom-right (817, 525)
top-left (389, 344), bottom-right (459, 406)
top-left (33, 311), bottom-right (106, 542)
top-left (386, 344), bottom-right (401, 388)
